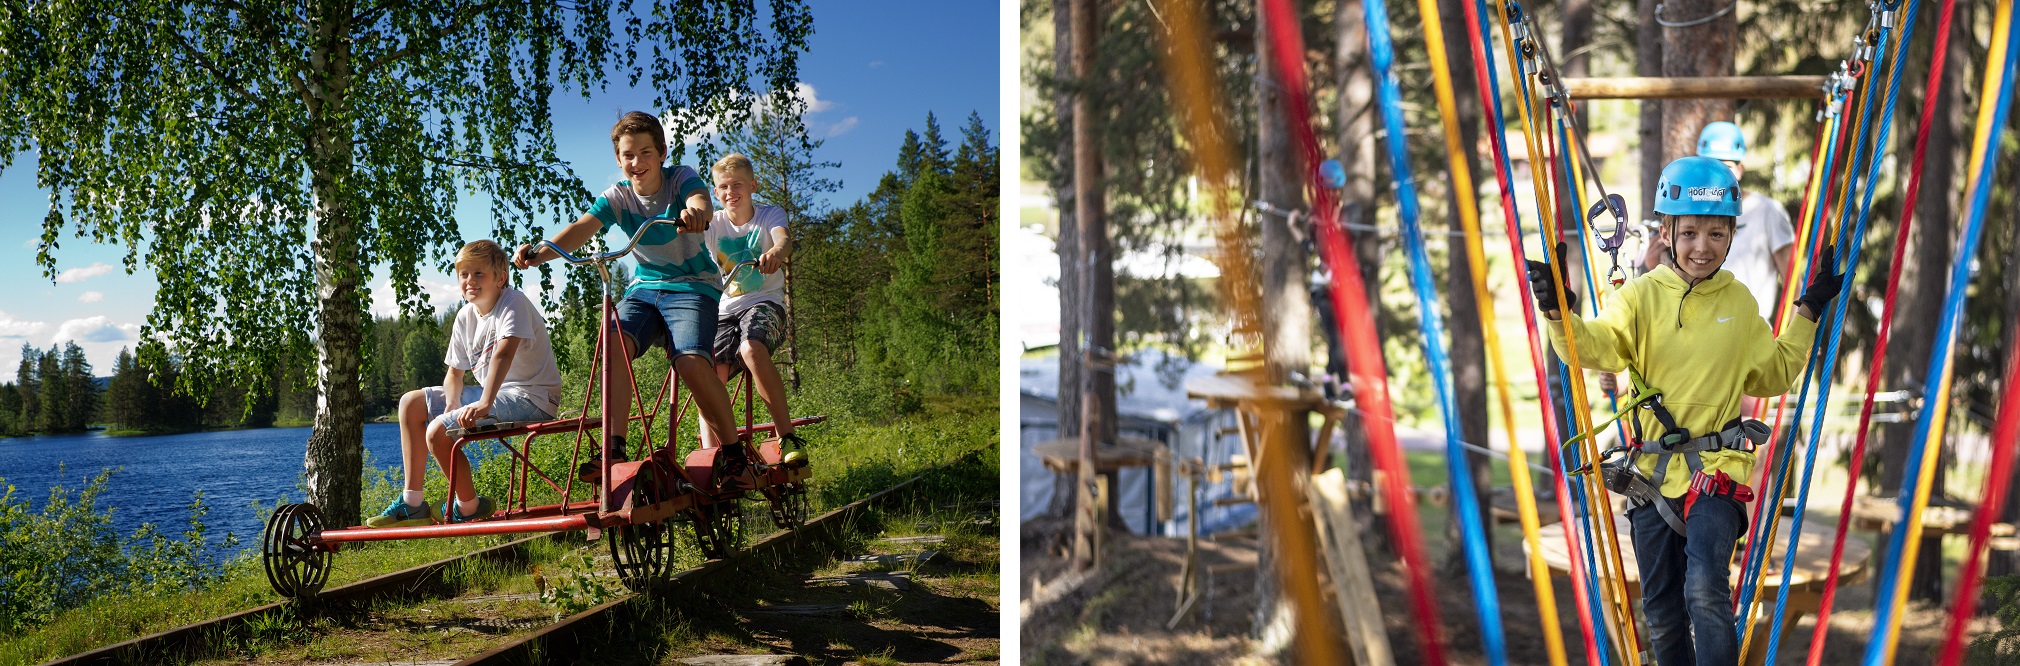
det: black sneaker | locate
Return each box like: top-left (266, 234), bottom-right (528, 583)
top-left (578, 438), bottom-right (627, 483)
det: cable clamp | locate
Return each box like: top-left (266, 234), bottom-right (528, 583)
top-left (1879, 9), bottom-right (1895, 28)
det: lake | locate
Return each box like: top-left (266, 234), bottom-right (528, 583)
top-left (0, 424), bottom-right (507, 564)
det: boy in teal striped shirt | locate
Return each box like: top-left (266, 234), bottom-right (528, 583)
top-left (516, 111), bottom-right (746, 487)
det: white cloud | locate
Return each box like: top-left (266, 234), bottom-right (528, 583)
top-left (50, 316), bottom-right (137, 344)
top-left (21, 238), bottom-right (38, 249)
top-left (366, 275), bottom-right (463, 318)
top-left (823, 116), bottom-right (860, 139)
top-left (77, 291), bottom-right (104, 303)
top-left (869, 60), bottom-right (886, 69)
top-left (795, 83), bottom-right (835, 113)
top-left (53, 262), bottom-right (116, 284)
top-left (0, 310), bottom-right (48, 340)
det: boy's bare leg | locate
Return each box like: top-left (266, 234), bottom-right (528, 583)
top-left (397, 390), bottom-right (432, 494)
top-left (675, 353), bottom-right (740, 447)
top-left (739, 340), bottom-right (793, 437)
top-left (698, 361), bottom-right (736, 450)
top-left (426, 420), bottom-right (476, 508)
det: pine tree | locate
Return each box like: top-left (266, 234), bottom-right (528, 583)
top-left (15, 344), bottom-right (40, 431)
top-left (895, 130), bottom-right (926, 184)
top-left (60, 342), bottom-right (95, 431)
top-left (35, 347), bottom-right (64, 433)
top-left (107, 347), bottom-right (142, 430)
top-left (918, 112), bottom-right (951, 176)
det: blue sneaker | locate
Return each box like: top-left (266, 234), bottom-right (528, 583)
top-left (444, 496), bottom-right (496, 523)
top-left (365, 498), bottom-right (438, 528)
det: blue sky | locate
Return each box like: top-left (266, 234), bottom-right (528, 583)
top-left (0, 1), bottom-right (996, 374)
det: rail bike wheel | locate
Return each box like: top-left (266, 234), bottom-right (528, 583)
top-left (768, 483), bottom-right (811, 530)
top-left (262, 503), bottom-right (332, 599)
top-left (608, 468), bottom-right (674, 592)
top-left (689, 501), bottom-right (747, 560)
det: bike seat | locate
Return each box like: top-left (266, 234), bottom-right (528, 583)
top-left (446, 420), bottom-right (544, 439)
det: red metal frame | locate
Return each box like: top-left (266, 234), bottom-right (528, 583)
top-left (311, 281), bottom-right (820, 547)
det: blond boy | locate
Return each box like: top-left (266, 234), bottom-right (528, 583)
top-left (368, 240), bottom-right (562, 527)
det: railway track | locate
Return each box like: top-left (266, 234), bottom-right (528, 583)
top-left (37, 458), bottom-right (989, 666)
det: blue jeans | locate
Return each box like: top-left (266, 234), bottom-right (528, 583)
top-left (1629, 493), bottom-right (1746, 666)
top-left (615, 288), bottom-right (720, 360)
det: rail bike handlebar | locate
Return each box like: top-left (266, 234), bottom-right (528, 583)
top-left (522, 216), bottom-right (682, 268)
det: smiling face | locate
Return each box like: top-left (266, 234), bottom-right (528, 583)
top-left (456, 256), bottom-right (509, 311)
top-left (1667, 214), bottom-right (1735, 281)
top-left (613, 132), bottom-right (664, 196)
top-left (714, 170), bottom-right (756, 216)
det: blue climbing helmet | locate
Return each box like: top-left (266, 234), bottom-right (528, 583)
top-left (1654, 156), bottom-right (1741, 217)
top-left (1696, 121), bottom-right (1747, 161)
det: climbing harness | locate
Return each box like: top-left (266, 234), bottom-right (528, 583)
top-left (1565, 373), bottom-right (1769, 536)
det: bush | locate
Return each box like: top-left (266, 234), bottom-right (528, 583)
top-left (0, 470), bottom-right (237, 634)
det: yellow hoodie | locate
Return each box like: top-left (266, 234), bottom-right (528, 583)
top-left (1546, 264), bottom-right (1817, 497)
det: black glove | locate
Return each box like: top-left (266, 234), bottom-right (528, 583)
top-left (1525, 242), bottom-right (1579, 314)
top-left (1795, 243), bottom-right (1844, 314)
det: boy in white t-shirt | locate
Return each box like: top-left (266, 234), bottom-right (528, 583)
top-left (700, 153), bottom-right (805, 466)
top-left (367, 240), bottom-right (563, 527)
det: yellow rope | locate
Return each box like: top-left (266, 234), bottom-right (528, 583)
top-left (1880, 3), bottom-right (2012, 661)
top-left (1415, 0), bottom-right (1567, 662)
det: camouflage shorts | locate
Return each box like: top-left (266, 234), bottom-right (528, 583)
top-left (712, 301), bottom-right (787, 371)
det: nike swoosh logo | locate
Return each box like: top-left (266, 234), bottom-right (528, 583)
top-left (1718, 316), bottom-right (1733, 323)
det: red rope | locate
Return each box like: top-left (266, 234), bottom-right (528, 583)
top-left (1805, 3), bottom-right (1958, 661)
top-left (1448, 0), bottom-right (1599, 658)
top-left (1256, 1), bottom-right (1449, 661)
top-left (1939, 314), bottom-right (2020, 666)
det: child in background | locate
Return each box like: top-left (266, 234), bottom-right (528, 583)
top-left (701, 153), bottom-right (806, 466)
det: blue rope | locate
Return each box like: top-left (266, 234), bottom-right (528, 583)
top-left (1364, 0), bottom-right (1507, 658)
top-left (1760, 3), bottom-right (1921, 662)
top-left (1730, 67), bottom-right (1868, 639)
top-left (1862, 14), bottom-right (2020, 664)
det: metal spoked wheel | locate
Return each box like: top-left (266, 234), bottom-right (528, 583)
top-left (262, 503), bottom-right (332, 599)
top-left (768, 483), bottom-right (810, 530)
top-left (689, 501), bottom-right (747, 560)
top-left (608, 468), bottom-right (674, 592)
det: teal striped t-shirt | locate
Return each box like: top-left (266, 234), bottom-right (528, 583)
top-left (585, 164), bottom-right (723, 299)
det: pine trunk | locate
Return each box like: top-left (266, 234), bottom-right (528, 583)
top-left (1252, 0), bottom-right (1316, 645)
top-left (1659, 0), bottom-right (1733, 171)
top-left (1439, 0), bottom-right (1494, 577)
top-left (1069, 0), bottom-right (1115, 572)
top-left (1052, 0), bottom-right (1082, 447)
top-left (302, 0), bottom-right (366, 529)
top-left (1333, 0), bottom-right (1384, 550)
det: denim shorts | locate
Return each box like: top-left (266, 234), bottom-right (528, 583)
top-left (615, 288), bottom-right (720, 361)
top-left (424, 386), bottom-right (556, 432)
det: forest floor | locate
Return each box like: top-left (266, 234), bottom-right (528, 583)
top-left (1018, 507), bottom-right (2000, 666)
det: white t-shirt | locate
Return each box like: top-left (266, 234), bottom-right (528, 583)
top-left (444, 285), bottom-right (563, 413)
top-left (704, 205), bottom-right (789, 315)
top-left (1726, 192), bottom-right (1796, 320)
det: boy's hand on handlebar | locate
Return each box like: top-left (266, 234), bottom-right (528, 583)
top-left (678, 206), bottom-right (709, 232)
top-left (758, 247), bottom-right (785, 274)
top-left (514, 243), bottom-right (542, 269)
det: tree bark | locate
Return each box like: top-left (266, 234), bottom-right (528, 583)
top-left (302, 0), bottom-right (365, 528)
top-left (1439, 0), bottom-right (1494, 576)
top-left (1559, 0), bottom-right (1592, 132)
top-left (1634, 0), bottom-right (1662, 217)
top-left (1877, 9), bottom-right (1963, 603)
top-left (1660, 0), bottom-right (1735, 167)
top-left (1069, 0), bottom-right (1115, 573)
top-left (1252, 0), bottom-right (1315, 644)
top-left (1333, 0), bottom-right (1383, 549)
top-left (1053, 0), bottom-right (1082, 447)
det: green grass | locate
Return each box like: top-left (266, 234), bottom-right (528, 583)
top-left (1, 387), bottom-right (996, 666)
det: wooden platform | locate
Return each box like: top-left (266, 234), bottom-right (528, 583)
top-left (1531, 513), bottom-right (1871, 666)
